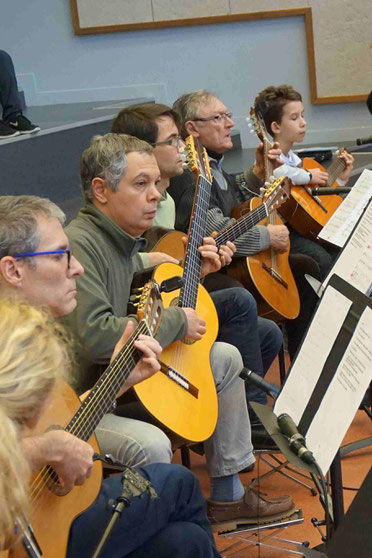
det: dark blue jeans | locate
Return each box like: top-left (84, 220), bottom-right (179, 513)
top-left (0, 50), bottom-right (21, 121)
top-left (68, 464), bottom-right (220, 558)
top-left (210, 288), bottom-right (282, 408)
top-left (289, 227), bottom-right (339, 280)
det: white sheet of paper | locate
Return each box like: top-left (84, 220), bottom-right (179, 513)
top-left (274, 286), bottom-right (352, 424)
top-left (323, 200), bottom-right (372, 296)
top-left (274, 286), bottom-right (372, 475)
top-left (318, 169), bottom-right (372, 247)
top-left (305, 306), bottom-right (372, 474)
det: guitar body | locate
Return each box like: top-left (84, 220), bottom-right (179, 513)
top-left (279, 158), bottom-right (343, 240)
top-left (151, 229), bottom-right (185, 260)
top-left (9, 381), bottom-right (102, 558)
top-left (134, 261), bottom-right (219, 443)
top-left (227, 199), bottom-right (300, 321)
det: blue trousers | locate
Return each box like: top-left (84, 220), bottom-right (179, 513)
top-left (289, 226), bottom-right (338, 280)
top-left (210, 288), bottom-right (282, 407)
top-left (0, 50), bottom-right (21, 121)
top-left (68, 464), bottom-right (220, 558)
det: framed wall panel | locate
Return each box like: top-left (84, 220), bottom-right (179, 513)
top-left (70, 1), bottom-right (371, 104)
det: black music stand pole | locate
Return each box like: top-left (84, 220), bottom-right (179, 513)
top-left (329, 450), bottom-right (344, 530)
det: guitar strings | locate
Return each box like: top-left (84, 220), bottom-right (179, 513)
top-left (29, 320), bottom-right (151, 506)
top-left (215, 204), bottom-right (268, 248)
top-left (261, 137), bottom-right (280, 274)
top-left (326, 155), bottom-right (345, 187)
top-left (29, 325), bottom-right (146, 508)
top-left (169, 172), bottom-right (211, 374)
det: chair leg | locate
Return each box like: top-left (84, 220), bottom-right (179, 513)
top-left (278, 343), bottom-right (286, 385)
top-left (180, 446), bottom-right (191, 469)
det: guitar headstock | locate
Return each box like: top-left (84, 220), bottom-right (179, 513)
top-left (185, 135), bottom-right (212, 184)
top-left (249, 106), bottom-right (272, 146)
top-left (262, 177), bottom-right (290, 212)
top-left (135, 280), bottom-right (163, 337)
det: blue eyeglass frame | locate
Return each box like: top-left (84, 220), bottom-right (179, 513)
top-left (13, 247), bottom-right (72, 268)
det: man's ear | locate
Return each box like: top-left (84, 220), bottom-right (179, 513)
top-left (184, 120), bottom-right (200, 138)
top-left (91, 177), bottom-right (109, 205)
top-left (0, 257), bottom-right (24, 288)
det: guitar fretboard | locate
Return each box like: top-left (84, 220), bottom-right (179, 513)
top-left (179, 174), bottom-right (212, 309)
top-left (326, 155), bottom-right (346, 187)
top-left (215, 203), bottom-right (268, 249)
top-left (66, 320), bottom-right (150, 441)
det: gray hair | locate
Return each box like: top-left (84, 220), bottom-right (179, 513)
top-left (173, 90), bottom-right (218, 136)
top-left (80, 133), bottom-right (154, 202)
top-left (0, 196), bottom-right (65, 267)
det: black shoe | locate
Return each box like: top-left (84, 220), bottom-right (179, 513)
top-left (7, 114), bottom-right (40, 134)
top-left (0, 120), bottom-right (20, 138)
top-left (251, 425), bottom-right (278, 451)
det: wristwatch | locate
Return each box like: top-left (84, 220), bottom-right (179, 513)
top-left (306, 170), bottom-right (312, 183)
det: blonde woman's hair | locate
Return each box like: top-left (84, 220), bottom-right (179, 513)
top-left (0, 297), bottom-right (69, 548)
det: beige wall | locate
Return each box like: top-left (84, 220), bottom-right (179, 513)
top-left (73, 0), bottom-right (372, 100)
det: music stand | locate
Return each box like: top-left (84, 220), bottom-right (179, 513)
top-left (299, 467), bottom-right (372, 558)
top-left (252, 275), bottom-right (372, 544)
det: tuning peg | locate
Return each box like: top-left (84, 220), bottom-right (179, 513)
top-left (132, 286), bottom-right (144, 295)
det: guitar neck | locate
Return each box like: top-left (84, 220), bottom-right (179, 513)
top-left (179, 174), bottom-right (212, 309)
top-left (326, 154), bottom-right (346, 186)
top-left (215, 202), bottom-right (268, 249)
top-left (263, 138), bottom-right (274, 183)
top-left (65, 321), bottom-right (150, 441)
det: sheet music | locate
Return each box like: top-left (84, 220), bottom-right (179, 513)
top-left (305, 306), bottom-right (372, 474)
top-left (323, 200), bottom-right (372, 296)
top-left (274, 285), bottom-right (372, 475)
top-left (318, 169), bottom-right (372, 247)
top-left (274, 287), bottom-right (352, 425)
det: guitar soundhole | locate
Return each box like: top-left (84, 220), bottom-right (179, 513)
top-left (42, 467), bottom-right (69, 496)
top-left (40, 425), bottom-right (69, 496)
top-left (169, 297), bottom-right (195, 345)
top-left (183, 337), bottom-right (195, 345)
top-left (169, 297), bottom-right (179, 307)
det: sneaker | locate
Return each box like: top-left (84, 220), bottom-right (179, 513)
top-left (0, 120), bottom-right (20, 139)
top-left (8, 115), bottom-right (40, 134)
top-left (207, 486), bottom-right (296, 533)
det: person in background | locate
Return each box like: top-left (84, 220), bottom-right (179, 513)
top-left (170, 89), bottom-right (320, 361)
top-left (252, 84), bottom-right (354, 278)
top-left (0, 50), bottom-right (40, 139)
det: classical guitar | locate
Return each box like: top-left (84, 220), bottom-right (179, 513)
top-left (133, 135), bottom-right (219, 444)
top-left (9, 281), bottom-right (163, 558)
top-left (147, 178), bottom-right (290, 260)
top-left (225, 108), bottom-right (300, 321)
top-left (279, 150), bottom-right (347, 240)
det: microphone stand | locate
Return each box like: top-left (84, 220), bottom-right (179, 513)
top-left (91, 463), bottom-right (157, 558)
top-left (243, 369), bottom-right (341, 547)
top-left (91, 476), bottom-right (132, 558)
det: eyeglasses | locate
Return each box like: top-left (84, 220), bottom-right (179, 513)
top-left (13, 247), bottom-right (72, 269)
top-left (152, 136), bottom-right (184, 147)
top-left (192, 112), bottom-right (233, 123)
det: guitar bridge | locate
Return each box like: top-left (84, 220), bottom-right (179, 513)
top-left (261, 262), bottom-right (288, 289)
top-left (160, 362), bottom-right (199, 398)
